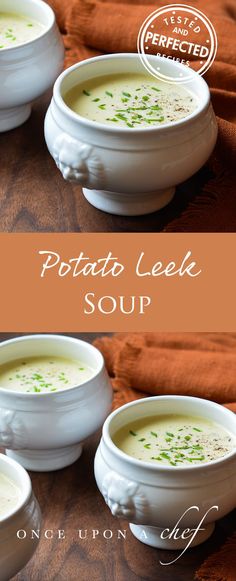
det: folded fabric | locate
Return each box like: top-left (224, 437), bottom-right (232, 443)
top-left (94, 332), bottom-right (236, 581)
top-left (47, 0), bottom-right (236, 231)
top-left (93, 333), bottom-right (236, 411)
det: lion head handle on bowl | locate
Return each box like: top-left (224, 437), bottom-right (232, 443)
top-left (102, 472), bottom-right (149, 521)
top-left (0, 409), bottom-right (27, 449)
top-left (53, 133), bottom-right (105, 188)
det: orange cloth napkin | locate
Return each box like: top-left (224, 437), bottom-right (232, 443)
top-left (94, 332), bottom-right (236, 581)
top-left (94, 332), bottom-right (236, 411)
top-left (47, 0), bottom-right (236, 231)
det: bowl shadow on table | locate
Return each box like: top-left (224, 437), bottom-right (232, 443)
top-left (11, 432), bottom-right (235, 581)
top-left (79, 165), bottom-right (213, 234)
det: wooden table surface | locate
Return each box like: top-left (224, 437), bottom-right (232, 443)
top-left (0, 92), bottom-right (211, 233)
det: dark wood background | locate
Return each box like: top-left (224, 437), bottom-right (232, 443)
top-left (0, 334), bottom-right (235, 581)
top-left (0, 93), bottom-right (211, 234)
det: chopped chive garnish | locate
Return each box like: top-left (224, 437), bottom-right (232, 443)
top-left (160, 452), bottom-right (170, 460)
top-left (129, 430), bottom-right (137, 436)
top-left (115, 113), bottom-right (127, 121)
top-left (193, 427), bottom-right (202, 432)
top-left (138, 438), bottom-right (145, 442)
top-left (83, 90), bottom-right (91, 96)
top-left (122, 91), bottom-right (131, 98)
top-left (105, 91), bottom-right (113, 97)
top-left (92, 98), bottom-right (100, 102)
top-left (186, 456), bottom-right (205, 462)
top-left (166, 432), bottom-right (174, 438)
top-left (144, 443), bottom-right (151, 449)
top-left (150, 431), bottom-right (157, 437)
top-left (146, 117), bottom-right (164, 123)
top-left (98, 104), bottom-right (106, 110)
top-left (152, 87), bottom-right (161, 91)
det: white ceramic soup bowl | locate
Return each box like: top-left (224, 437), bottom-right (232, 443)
top-left (0, 0), bottom-right (64, 132)
top-left (45, 53), bottom-right (217, 216)
top-left (0, 335), bottom-right (112, 471)
top-left (0, 453), bottom-right (41, 581)
top-left (94, 396), bottom-right (236, 550)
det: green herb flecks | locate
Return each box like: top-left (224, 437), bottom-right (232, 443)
top-left (160, 452), bottom-right (171, 460)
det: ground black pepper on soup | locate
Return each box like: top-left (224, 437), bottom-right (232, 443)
top-left (64, 73), bottom-right (198, 128)
top-left (113, 414), bottom-right (236, 466)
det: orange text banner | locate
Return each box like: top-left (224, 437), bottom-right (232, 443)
top-left (0, 233), bottom-right (235, 331)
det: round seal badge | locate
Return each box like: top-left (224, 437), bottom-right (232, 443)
top-left (137, 4), bottom-right (217, 83)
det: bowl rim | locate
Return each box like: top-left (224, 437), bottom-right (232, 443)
top-left (102, 395), bottom-right (236, 472)
top-left (0, 453), bottom-right (32, 525)
top-left (0, 0), bottom-right (56, 54)
top-left (54, 52), bottom-right (211, 135)
top-left (0, 334), bottom-right (105, 397)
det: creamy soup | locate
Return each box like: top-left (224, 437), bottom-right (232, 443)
top-left (0, 356), bottom-right (95, 393)
top-left (0, 473), bottom-right (21, 519)
top-left (0, 13), bottom-right (44, 49)
top-left (64, 73), bottom-right (197, 128)
top-left (113, 414), bottom-right (236, 466)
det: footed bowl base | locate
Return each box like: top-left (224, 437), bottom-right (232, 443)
top-left (6, 443), bottom-right (83, 472)
top-left (83, 186), bottom-right (175, 216)
top-left (0, 105), bottom-right (31, 132)
top-left (129, 522), bottom-right (215, 549)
